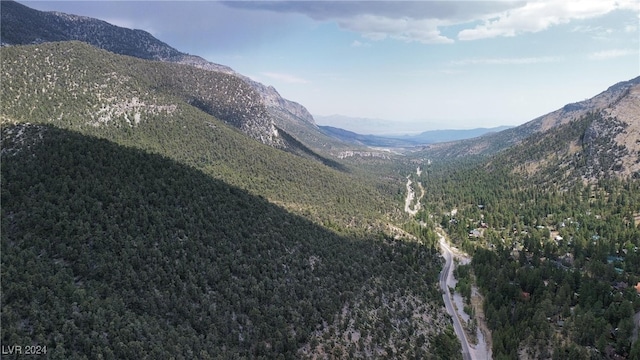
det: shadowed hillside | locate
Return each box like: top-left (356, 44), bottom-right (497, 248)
top-left (1, 124), bottom-right (457, 359)
top-left (0, 41), bottom-right (398, 229)
top-left (0, 0), bottom-right (362, 156)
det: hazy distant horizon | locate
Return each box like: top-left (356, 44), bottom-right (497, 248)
top-left (313, 114), bottom-right (514, 136)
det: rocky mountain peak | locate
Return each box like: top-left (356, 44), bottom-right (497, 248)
top-left (171, 53), bottom-right (316, 126)
top-left (420, 76), bottom-right (640, 160)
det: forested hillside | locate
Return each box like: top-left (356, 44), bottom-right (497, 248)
top-left (1, 124), bottom-right (459, 359)
top-left (0, 0), bottom-right (359, 157)
top-left (0, 42), bottom-right (400, 230)
top-left (418, 76), bottom-right (640, 159)
top-left (415, 111), bottom-right (640, 359)
top-left (4, 3), bottom-right (640, 359)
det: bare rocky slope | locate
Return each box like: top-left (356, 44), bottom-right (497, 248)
top-left (419, 76), bottom-right (640, 160)
top-left (473, 78), bottom-right (640, 184)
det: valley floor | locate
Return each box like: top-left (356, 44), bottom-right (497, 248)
top-left (439, 235), bottom-right (492, 360)
top-left (408, 168), bottom-right (491, 359)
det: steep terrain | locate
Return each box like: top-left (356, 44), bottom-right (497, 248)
top-left (413, 79), bottom-right (640, 359)
top-left (5, 2), bottom-right (639, 359)
top-left (0, 0), bottom-right (357, 155)
top-left (0, 0), bottom-right (183, 60)
top-left (490, 82), bottom-right (640, 183)
top-left (0, 17), bottom-right (458, 358)
top-left (0, 40), bottom-right (281, 145)
top-left (0, 41), bottom-right (398, 229)
top-left (1, 124), bottom-right (455, 359)
top-left (168, 46), bottom-right (351, 154)
top-left (419, 76), bottom-right (640, 159)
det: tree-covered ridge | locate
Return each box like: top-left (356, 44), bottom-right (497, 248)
top-left (1, 41), bottom-right (279, 146)
top-left (1, 125), bottom-right (456, 359)
top-left (415, 113), bottom-right (640, 359)
top-left (0, 42), bottom-right (400, 230)
top-left (0, 0), bottom-right (182, 61)
top-left (1, 0), bottom-right (363, 159)
top-left (417, 76), bottom-right (640, 160)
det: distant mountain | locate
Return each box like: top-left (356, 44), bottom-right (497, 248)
top-left (0, 0), bottom-right (346, 154)
top-left (320, 125), bottom-right (512, 148)
top-left (314, 114), bottom-right (413, 135)
top-left (319, 126), bottom-right (419, 148)
top-left (420, 76), bottom-right (640, 160)
top-left (400, 126), bottom-right (512, 144)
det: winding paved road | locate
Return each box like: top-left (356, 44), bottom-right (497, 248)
top-left (405, 170), bottom-right (479, 359)
top-left (439, 235), bottom-right (473, 360)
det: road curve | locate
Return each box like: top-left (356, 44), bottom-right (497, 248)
top-left (439, 235), bottom-right (473, 360)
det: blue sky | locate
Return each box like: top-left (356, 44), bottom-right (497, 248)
top-left (23, 1), bottom-right (640, 131)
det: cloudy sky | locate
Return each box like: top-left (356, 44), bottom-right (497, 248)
top-left (23, 0), bottom-right (640, 131)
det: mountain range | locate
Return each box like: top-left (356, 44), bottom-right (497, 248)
top-left (319, 124), bottom-right (512, 148)
top-left (419, 76), bottom-right (640, 163)
top-left (2, 0), bottom-right (640, 358)
top-left (494, 80), bottom-right (640, 182)
top-left (1, 3), bottom-right (457, 357)
top-left (0, 0), bottom-right (354, 156)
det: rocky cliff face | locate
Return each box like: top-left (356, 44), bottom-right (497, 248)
top-left (600, 81), bottom-right (640, 178)
top-left (1, 1), bottom-right (182, 60)
top-left (421, 76), bottom-right (640, 160)
top-left (532, 77), bottom-right (640, 133)
top-left (486, 79), bottom-right (640, 182)
top-left (172, 54), bottom-right (316, 125)
top-left (580, 113), bottom-right (630, 179)
top-left (0, 0), bottom-right (316, 149)
top-left (530, 78), bottom-right (640, 180)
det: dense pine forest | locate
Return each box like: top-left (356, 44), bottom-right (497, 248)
top-left (0, 40), bottom-right (468, 358)
top-left (415, 112), bottom-right (640, 359)
top-left (0, 42), bottom-right (401, 231)
top-left (1, 124), bottom-right (459, 359)
top-left (2, 6), bottom-right (640, 358)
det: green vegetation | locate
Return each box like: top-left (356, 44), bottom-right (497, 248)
top-left (416, 112), bottom-right (640, 359)
top-left (1, 125), bottom-right (454, 359)
top-left (0, 42), bottom-right (400, 231)
top-left (3, 37), bottom-right (637, 360)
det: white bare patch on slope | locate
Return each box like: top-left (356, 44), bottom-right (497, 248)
top-left (404, 175), bottom-right (424, 216)
top-left (1, 123), bottom-right (47, 156)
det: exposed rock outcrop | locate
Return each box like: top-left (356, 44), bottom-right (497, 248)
top-left (1, 0), bottom-right (316, 150)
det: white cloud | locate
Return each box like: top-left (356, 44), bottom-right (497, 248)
top-left (223, 1), bottom-right (518, 44)
top-left (588, 48), bottom-right (639, 60)
top-left (458, 0), bottom-right (639, 41)
top-left (451, 56), bottom-right (563, 66)
top-left (341, 15), bottom-right (454, 44)
top-left (350, 40), bottom-right (371, 48)
top-left (261, 72), bottom-right (309, 84)
top-left (225, 0), bottom-right (637, 45)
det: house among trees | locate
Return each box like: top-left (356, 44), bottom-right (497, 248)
top-left (469, 229), bottom-right (481, 238)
